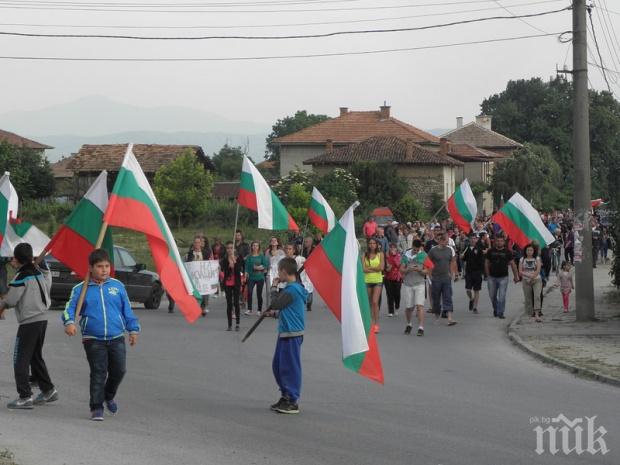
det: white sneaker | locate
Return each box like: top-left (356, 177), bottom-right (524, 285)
top-left (387, 314), bottom-right (394, 318)
top-left (244, 310), bottom-right (253, 316)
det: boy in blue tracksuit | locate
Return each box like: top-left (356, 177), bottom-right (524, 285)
top-left (264, 257), bottom-right (307, 414)
top-left (61, 249), bottom-right (140, 421)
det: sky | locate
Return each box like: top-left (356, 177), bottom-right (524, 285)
top-left (0, 0), bottom-right (619, 130)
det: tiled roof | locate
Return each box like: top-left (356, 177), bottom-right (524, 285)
top-left (274, 110), bottom-right (439, 145)
top-left (0, 129), bottom-right (53, 150)
top-left (304, 136), bottom-right (462, 166)
top-left (447, 143), bottom-right (508, 162)
top-left (50, 155), bottom-right (76, 178)
top-left (68, 144), bottom-right (205, 173)
top-left (442, 123), bottom-right (522, 149)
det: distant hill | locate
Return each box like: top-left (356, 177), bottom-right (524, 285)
top-left (41, 131), bottom-right (268, 162)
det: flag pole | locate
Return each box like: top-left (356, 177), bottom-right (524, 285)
top-left (74, 221), bottom-right (109, 320)
top-left (232, 201), bottom-right (240, 254)
top-left (430, 203), bottom-right (446, 222)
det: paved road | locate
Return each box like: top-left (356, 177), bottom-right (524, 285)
top-left (0, 280), bottom-right (618, 465)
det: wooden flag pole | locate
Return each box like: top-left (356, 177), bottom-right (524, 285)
top-left (231, 202), bottom-right (240, 255)
top-left (74, 221), bottom-right (109, 320)
top-left (430, 203), bottom-right (447, 222)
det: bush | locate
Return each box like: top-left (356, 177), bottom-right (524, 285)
top-left (202, 199), bottom-right (256, 228)
top-left (393, 195), bottom-right (426, 223)
top-left (20, 200), bottom-right (74, 225)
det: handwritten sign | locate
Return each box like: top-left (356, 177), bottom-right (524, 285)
top-left (184, 260), bottom-right (220, 295)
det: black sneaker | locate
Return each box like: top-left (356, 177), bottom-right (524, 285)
top-left (473, 308), bottom-right (479, 314)
top-left (270, 397), bottom-right (285, 411)
top-left (404, 325), bottom-right (412, 335)
top-left (226, 326), bottom-right (232, 331)
top-left (493, 310), bottom-right (498, 317)
top-left (275, 399), bottom-right (300, 414)
top-left (441, 312), bottom-right (448, 319)
top-left (417, 328), bottom-right (424, 336)
top-left (498, 315), bottom-right (506, 319)
top-left (235, 325), bottom-right (240, 332)
top-left (33, 388), bottom-right (58, 405)
top-left (468, 300), bottom-right (474, 311)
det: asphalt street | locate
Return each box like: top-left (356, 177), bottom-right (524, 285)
top-left (0, 280), bottom-right (618, 465)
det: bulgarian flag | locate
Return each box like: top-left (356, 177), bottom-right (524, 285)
top-left (4, 222), bottom-right (50, 257)
top-left (492, 193), bottom-right (554, 249)
top-left (305, 202), bottom-right (384, 384)
top-left (103, 145), bottom-right (202, 323)
top-left (238, 156), bottom-right (299, 231)
top-left (447, 179), bottom-right (477, 233)
top-left (45, 171), bottom-right (114, 279)
top-left (308, 187), bottom-right (336, 234)
top-left (0, 172), bottom-right (20, 257)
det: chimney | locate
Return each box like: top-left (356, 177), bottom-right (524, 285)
top-left (339, 107), bottom-right (348, 117)
top-left (456, 116), bottom-right (463, 128)
top-left (406, 138), bottom-right (415, 159)
top-left (475, 114), bottom-right (492, 130)
top-left (326, 139), bottom-right (334, 153)
top-left (380, 104), bottom-right (391, 120)
top-left (439, 137), bottom-right (451, 156)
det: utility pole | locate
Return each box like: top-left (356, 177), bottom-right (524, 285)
top-left (572, 0), bottom-right (595, 321)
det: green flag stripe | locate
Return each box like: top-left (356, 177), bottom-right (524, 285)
top-left (309, 197), bottom-right (328, 220)
top-left (502, 202), bottom-right (548, 245)
top-left (454, 187), bottom-right (473, 223)
top-left (319, 223), bottom-right (346, 273)
top-left (65, 199), bottom-right (106, 245)
top-left (0, 194), bottom-right (8, 234)
top-left (239, 171), bottom-right (256, 193)
top-left (270, 191), bottom-right (290, 230)
top-left (12, 222), bottom-right (32, 237)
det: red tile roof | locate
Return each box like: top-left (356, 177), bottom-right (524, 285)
top-left (68, 144), bottom-right (206, 173)
top-left (274, 110), bottom-right (439, 145)
top-left (447, 143), bottom-right (508, 162)
top-left (304, 136), bottom-right (462, 166)
top-left (442, 123), bottom-right (521, 149)
top-left (50, 155), bottom-right (76, 178)
top-left (0, 129), bottom-right (52, 150)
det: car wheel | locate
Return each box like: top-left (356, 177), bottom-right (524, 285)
top-left (144, 282), bottom-right (163, 309)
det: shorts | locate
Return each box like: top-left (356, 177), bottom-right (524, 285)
top-left (465, 272), bottom-right (483, 291)
top-left (402, 284), bottom-right (425, 308)
top-left (366, 283), bottom-right (383, 289)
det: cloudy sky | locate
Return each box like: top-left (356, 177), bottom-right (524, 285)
top-left (0, 0), bottom-right (618, 129)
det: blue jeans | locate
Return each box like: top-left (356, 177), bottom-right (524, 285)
top-left (83, 338), bottom-right (126, 410)
top-left (487, 276), bottom-right (509, 316)
top-left (247, 279), bottom-right (264, 312)
top-left (431, 277), bottom-right (453, 314)
top-left (272, 336), bottom-right (303, 402)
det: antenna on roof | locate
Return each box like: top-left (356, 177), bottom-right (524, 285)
top-left (383, 100), bottom-right (387, 106)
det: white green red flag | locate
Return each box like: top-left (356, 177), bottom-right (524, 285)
top-left (103, 144), bottom-right (202, 323)
top-left (238, 156), bottom-right (299, 231)
top-left (308, 187), bottom-right (336, 234)
top-left (304, 202), bottom-right (384, 384)
top-left (492, 193), bottom-right (554, 249)
top-left (4, 221), bottom-right (50, 257)
top-left (447, 179), bottom-right (477, 233)
top-left (45, 171), bottom-right (114, 279)
top-left (0, 172), bottom-right (19, 257)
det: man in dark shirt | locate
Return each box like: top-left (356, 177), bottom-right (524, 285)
top-left (484, 235), bottom-right (519, 319)
top-left (592, 223), bottom-right (601, 268)
top-left (428, 232), bottom-right (458, 326)
top-left (461, 234), bottom-right (486, 314)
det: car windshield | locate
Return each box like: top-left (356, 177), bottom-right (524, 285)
top-left (118, 249), bottom-right (137, 267)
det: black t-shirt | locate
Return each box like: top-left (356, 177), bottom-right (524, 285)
top-left (486, 247), bottom-right (514, 278)
top-left (424, 239), bottom-right (438, 253)
top-left (463, 244), bottom-right (486, 273)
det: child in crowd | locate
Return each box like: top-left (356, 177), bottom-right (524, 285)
top-left (1, 243), bottom-right (57, 409)
top-left (557, 261), bottom-right (574, 313)
top-left (62, 248), bottom-right (140, 421)
top-left (264, 257), bottom-right (307, 414)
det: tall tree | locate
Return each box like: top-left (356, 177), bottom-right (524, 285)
top-left (0, 142), bottom-right (55, 199)
top-left (265, 111), bottom-right (331, 164)
top-left (350, 161), bottom-right (408, 209)
top-left (212, 144), bottom-right (245, 180)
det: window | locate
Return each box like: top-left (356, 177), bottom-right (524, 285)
top-left (118, 248), bottom-right (137, 267)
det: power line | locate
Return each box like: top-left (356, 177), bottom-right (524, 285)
top-left (592, 2), bottom-right (620, 74)
top-left (0, 0), bottom-right (360, 5)
top-left (587, 5), bottom-right (613, 91)
top-left (493, 0), bottom-right (548, 33)
top-left (0, 6), bottom-right (571, 40)
top-left (0, 0), bottom-right (545, 13)
top-left (0, 0), bottom-right (566, 30)
top-left (0, 31), bottom-right (566, 61)
top-left (599, 0), bottom-right (620, 58)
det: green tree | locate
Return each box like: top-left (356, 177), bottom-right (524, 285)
top-left (265, 111), bottom-right (331, 165)
top-left (393, 195), bottom-right (425, 222)
top-left (315, 168), bottom-right (360, 211)
top-left (286, 183), bottom-right (312, 227)
top-left (0, 142), bottom-right (55, 199)
top-left (211, 144), bottom-right (245, 180)
top-left (490, 143), bottom-right (568, 211)
top-left (350, 161), bottom-right (408, 208)
top-left (154, 150), bottom-right (213, 228)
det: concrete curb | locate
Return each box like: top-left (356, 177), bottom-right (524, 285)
top-left (507, 315), bottom-right (620, 389)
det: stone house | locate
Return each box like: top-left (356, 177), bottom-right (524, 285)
top-left (442, 115), bottom-right (522, 158)
top-left (273, 105), bottom-right (439, 177)
top-left (303, 136), bottom-right (462, 209)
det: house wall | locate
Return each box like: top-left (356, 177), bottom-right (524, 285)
top-left (279, 145), bottom-right (326, 176)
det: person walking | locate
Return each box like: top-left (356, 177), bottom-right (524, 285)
top-left (265, 237), bottom-right (285, 306)
top-left (384, 243), bottom-right (402, 317)
top-left (485, 235), bottom-right (519, 319)
top-left (220, 241), bottom-right (243, 331)
top-left (400, 239), bottom-right (428, 336)
top-left (373, 227), bottom-right (389, 255)
top-left (1, 243), bottom-right (57, 409)
top-left (563, 226), bottom-right (574, 265)
top-left (591, 222), bottom-right (601, 268)
top-left (362, 238), bottom-right (384, 334)
top-left (461, 233), bottom-right (486, 314)
top-left (428, 232), bottom-right (458, 326)
top-left (185, 236), bottom-right (211, 316)
top-left (363, 216), bottom-right (377, 240)
top-left (244, 241), bottom-right (269, 316)
top-left (519, 243), bottom-right (543, 322)
top-left (556, 261), bottom-right (574, 312)
top-left (234, 230), bottom-right (250, 309)
top-left (284, 244), bottom-right (314, 312)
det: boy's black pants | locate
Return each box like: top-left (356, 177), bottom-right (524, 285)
top-left (14, 320), bottom-right (54, 398)
top-left (83, 338), bottom-right (126, 410)
top-left (224, 285), bottom-right (240, 326)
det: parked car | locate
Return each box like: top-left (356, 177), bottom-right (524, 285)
top-left (47, 246), bottom-right (164, 309)
top-left (371, 207), bottom-right (395, 227)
